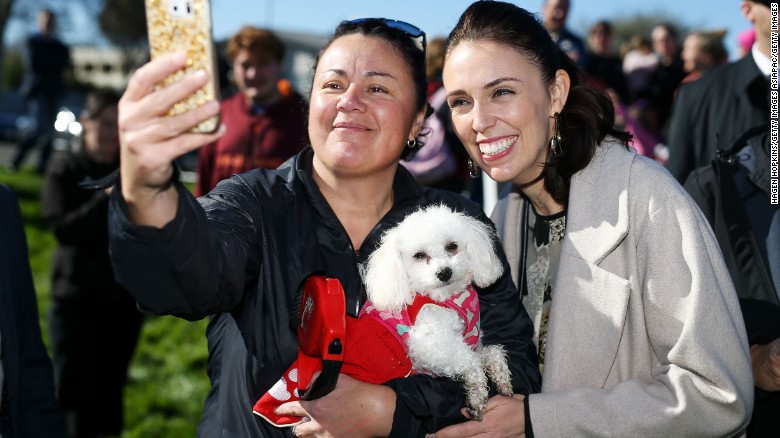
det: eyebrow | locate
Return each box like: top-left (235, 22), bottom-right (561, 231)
top-left (367, 71), bottom-right (397, 79)
top-left (323, 69), bottom-right (397, 80)
top-left (446, 77), bottom-right (522, 99)
top-left (484, 77), bottom-right (521, 88)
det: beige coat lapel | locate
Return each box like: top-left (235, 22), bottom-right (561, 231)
top-left (542, 141), bottom-right (635, 390)
top-left (490, 189), bottom-right (524, 287)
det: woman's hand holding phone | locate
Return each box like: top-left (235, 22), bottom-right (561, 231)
top-left (145, 0), bottom-right (221, 133)
top-left (118, 52), bottom-right (224, 228)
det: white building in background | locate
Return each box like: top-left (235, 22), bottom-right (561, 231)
top-left (69, 46), bottom-right (138, 91)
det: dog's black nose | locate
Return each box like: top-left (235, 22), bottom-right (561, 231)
top-left (437, 267), bottom-right (452, 283)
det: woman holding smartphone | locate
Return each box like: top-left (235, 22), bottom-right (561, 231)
top-left (108, 18), bottom-right (540, 437)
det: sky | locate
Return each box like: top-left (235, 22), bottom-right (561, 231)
top-left (210, 0), bottom-right (751, 60)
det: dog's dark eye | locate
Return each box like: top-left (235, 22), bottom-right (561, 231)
top-left (413, 251), bottom-right (427, 260)
top-left (445, 242), bottom-right (458, 252)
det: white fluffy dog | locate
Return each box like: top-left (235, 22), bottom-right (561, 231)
top-left (363, 204), bottom-right (513, 420)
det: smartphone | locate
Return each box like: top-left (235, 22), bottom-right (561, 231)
top-left (145, 0), bottom-right (221, 133)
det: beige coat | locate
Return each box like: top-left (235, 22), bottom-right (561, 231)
top-left (492, 140), bottom-right (753, 437)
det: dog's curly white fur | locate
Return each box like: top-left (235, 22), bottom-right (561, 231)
top-left (364, 204), bottom-right (513, 420)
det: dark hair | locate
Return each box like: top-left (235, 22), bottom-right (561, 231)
top-left (688, 30), bottom-right (728, 68)
top-left (444, 1), bottom-right (631, 206)
top-left (310, 19), bottom-right (432, 159)
top-left (590, 20), bottom-right (613, 37)
top-left (81, 89), bottom-right (120, 120)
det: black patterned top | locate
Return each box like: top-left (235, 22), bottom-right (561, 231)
top-left (523, 206), bottom-right (567, 374)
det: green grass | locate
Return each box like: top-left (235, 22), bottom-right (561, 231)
top-left (0, 167), bottom-right (209, 438)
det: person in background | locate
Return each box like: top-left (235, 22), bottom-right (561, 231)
top-left (584, 20), bottom-right (628, 104)
top-left (41, 90), bottom-right (143, 438)
top-left (433, 1), bottom-right (753, 436)
top-left (641, 23), bottom-right (685, 138)
top-left (684, 123), bottom-right (779, 437)
top-left (400, 37), bottom-right (469, 195)
top-left (620, 35), bottom-right (666, 162)
top-left (666, 0), bottom-right (771, 183)
top-left (621, 35), bottom-right (658, 103)
top-left (107, 17), bottom-right (540, 437)
top-left (0, 184), bottom-right (67, 438)
top-left (583, 22), bottom-right (657, 160)
top-left (542, 0), bottom-right (587, 67)
top-left (679, 29), bottom-right (729, 86)
top-left (7, 8), bottom-right (70, 174)
top-left (425, 37), bottom-right (446, 94)
top-left (195, 26), bottom-right (306, 196)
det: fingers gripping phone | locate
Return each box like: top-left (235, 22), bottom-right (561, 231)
top-left (145, 0), bottom-right (221, 133)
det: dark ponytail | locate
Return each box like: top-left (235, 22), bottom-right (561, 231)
top-left (544, 49), bottom-right (631, 203)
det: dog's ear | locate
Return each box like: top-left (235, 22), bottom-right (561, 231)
top-left (462, 217), bottom-right (504, 287)
top-left (364, 229), bottom-right (412, 311)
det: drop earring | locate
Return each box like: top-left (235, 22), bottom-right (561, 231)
top-left (549, 112), bottom-right (562, 157)
top-left (468, 159), bottom-right (481, 178)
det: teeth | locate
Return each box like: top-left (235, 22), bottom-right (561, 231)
top-left (479, 137), bottom-right (515, 156)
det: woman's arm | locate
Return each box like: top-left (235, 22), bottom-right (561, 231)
top-left (109, 176), bottom-right (260, 320)
top-left (108, 53), bottom-right (263, 321)
top-left (277, 375), bottom-right (396, 438)
top-left (116, 52), bottom-right (223, 228)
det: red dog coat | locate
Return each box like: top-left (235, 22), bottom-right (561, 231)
top-left (252, 286), bottom-right (481, 427)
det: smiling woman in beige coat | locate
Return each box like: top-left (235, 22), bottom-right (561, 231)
top-left (432, 2), bottom-right (754, 437)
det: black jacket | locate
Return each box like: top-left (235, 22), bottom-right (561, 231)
top-left (108, 147), bottom-right (541, 437)
top-left (684, 124), bottom-right (779, 437)
top-left (42, 150), bottom-right (125, 300)
top-left (19, 33), bottom-right (70, 100)
top-left (667, 52), bottom-right (770, 182)
top-left (0, 185), bottom-right (66, 437)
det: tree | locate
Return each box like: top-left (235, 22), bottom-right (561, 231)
top-left (99, 0), bottom-right (147, 45)
top-left (0, 0), bottom-right (15, 90)
top-left (99, 0), bottom-right (148, 74)
top-left (2, 48), bottom-right (23, 89)
top-left (0, 0), bottom-right (12, 39)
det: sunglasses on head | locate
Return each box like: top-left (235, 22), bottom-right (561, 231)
top-left (342, 18), bottom-right (427, 58)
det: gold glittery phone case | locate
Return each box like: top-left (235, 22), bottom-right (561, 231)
top-left (145, 0), bottom-right (220, 133)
